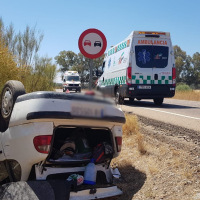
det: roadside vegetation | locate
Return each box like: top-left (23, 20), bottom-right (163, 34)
top-left (174, 90), bottom-right (200, 101)
top-left (174, 46), bottom-right (200, 90)
top-left (0, 18), bottom-right (57, 94)
top-left (173, 83), bottom-right (200, 101)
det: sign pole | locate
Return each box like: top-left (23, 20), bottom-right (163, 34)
top-left (89, 59), bottom-right (93, 90)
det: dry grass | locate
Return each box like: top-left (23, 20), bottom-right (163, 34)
top-left (123, 114), bottom-right (139, 136)
top-left (123, 114), bottom-right (146, 154)
top-left (106, 114), bottom-right (200, 199)
top-left (106, 115), bottom-right (200, 199)
top-left (173, 90), bottom-right (200, 101)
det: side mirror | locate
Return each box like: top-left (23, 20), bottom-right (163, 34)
top-left (63, 79), bottom-right (66, 82)
top-left (96, 70), bottom-right (102, 77)
top-left (96, 70), bottom-right (98, 77)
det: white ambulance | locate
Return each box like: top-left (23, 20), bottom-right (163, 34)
top-left (97, 31), bottom-right (176, 105)
top-left (63, 71), bottom-right (81, 92)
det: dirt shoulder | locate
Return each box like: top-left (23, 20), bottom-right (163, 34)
top-left (109, 114), bottom-right (200, 200)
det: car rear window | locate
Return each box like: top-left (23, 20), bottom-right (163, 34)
top-left (135, 45), bottom-right (169, 68)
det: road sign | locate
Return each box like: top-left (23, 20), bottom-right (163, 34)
top-left (78, 28), bottom-right (107, 59)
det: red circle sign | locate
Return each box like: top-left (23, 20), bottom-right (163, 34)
top-left (78, 28), bottom-right (107, 59)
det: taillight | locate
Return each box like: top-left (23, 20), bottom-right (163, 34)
top-left (126, 66), bottom-right (132, 85)
top-left (115, 137), bottom-right (122, 152)
top-left (33, 135), bottom-right (52, 154)
top-left (172, 67), bottom-right (176, 86)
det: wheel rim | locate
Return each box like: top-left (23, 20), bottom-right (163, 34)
top-left (115, 91), bottom-right (119, 104)
top-left (2, 87), bottom-right (13, 117)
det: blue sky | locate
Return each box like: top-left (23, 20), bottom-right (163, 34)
top-left (1, 0), bottom-right (200, 82)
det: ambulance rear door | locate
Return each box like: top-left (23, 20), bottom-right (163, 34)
top-left (151, 38), bottom-right (172, 85)
top-left (132, 37), bottom-right (153, 88)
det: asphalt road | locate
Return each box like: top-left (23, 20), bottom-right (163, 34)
top-left (55, 89), bottom-right (200, 132)
top-left (122, 98), bottom-right (200, 132)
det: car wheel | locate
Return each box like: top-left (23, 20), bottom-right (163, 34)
top-left (153, 98), bottom-right (164, 105)
top-left (1, 80), bottom-right (26, 123)
top-left (115, 88), bottom-right (124, 105)
top-left (0, 108), bottom-right (8, 132)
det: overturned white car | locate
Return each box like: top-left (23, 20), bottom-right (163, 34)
top-left (0, 80), bottom-right (125, 200)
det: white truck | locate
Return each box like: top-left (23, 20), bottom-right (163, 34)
top-left (97, 31), bottom-right (176, 105)
top-left (0, 80), bottom-right (125, 199)
top-left (63, 71), bottom-right (81, 93)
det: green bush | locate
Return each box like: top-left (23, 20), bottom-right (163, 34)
top-left (176, 84), bottom-right (192, 91)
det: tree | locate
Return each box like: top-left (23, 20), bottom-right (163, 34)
top-left (1, 19), bottom-right (44, 68)
top-left (191, 52), bottom-right (200, 86)
top-left (54, 50), bottom-right (77, 73)
top-left (173, 45), bottom-right (187, 82)
top-left (25, 56), bottom-right (57, 92)
top-left (0, 18), bottom-right (57, 93)
top-left (0, 30), bottom-right (18, 93)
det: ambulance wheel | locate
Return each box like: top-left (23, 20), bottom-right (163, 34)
top-left (115, 88), bottom-right (124, 105)
top-left (153, 98), bottom-right (164, 105)
top-left (1, 80), bottom-right (26, 123)
top-left (129, 98), bottom-right (135, 104)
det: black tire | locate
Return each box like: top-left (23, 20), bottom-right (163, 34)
top-left (1, 80), bottom-right (26, 123)
top-left (7, 160), bottom-right (21, 182)
top-left (0, 108), bottom-right (8, 132)
top-left (115, 88), bottom-right (124, 105)
top-left (153, 98), bottom-right (164, 105)
top-left (129, 98), bottom-right (135, 104)
top-left (79, 89), bottom-right (81, 93)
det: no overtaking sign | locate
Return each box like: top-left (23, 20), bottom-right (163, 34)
top-left (78, 28), bottom-right (107, 59)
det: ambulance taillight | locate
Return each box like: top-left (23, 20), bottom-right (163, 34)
top-left (172, 68), bottom-right (176, 86)
top-left (126, 66), bottom-right (132, 85)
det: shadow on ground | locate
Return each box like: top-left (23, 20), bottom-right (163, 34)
top-left (123, 99), bottom-right (199, 109)
top-left (103, 164), bottom-right (146, 200)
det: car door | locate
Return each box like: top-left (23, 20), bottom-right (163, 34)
top-left (132, 38), bottom-right (153, 86)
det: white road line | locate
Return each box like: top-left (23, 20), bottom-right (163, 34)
top-left (136, 107), bottom-right (200, 120)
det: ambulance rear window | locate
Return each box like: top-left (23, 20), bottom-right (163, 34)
top-left (135, 46), bottom-right (169, 68)
top-left (135, 46), bottom-right (152, 68)
top-left (152, 46), bottom-right (169, 68)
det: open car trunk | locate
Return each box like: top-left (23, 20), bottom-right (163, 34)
top-left (48, 126), bottom-right (114, 165)
top-left (37, 126), bottom-right (122, 199)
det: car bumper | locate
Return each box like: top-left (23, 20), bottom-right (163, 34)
top-left (64, 86), bottom-right (81, 91)
top-left (121, 84), bottom-right (175, 99)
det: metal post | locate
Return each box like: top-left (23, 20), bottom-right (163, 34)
top-left (89, 59), bottom-right (93, 90)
